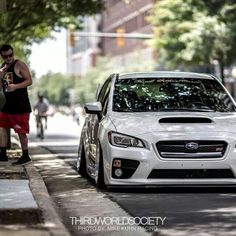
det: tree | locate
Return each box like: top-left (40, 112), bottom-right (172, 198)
top-left (73, 54), bottom-right (155, 104)
top-left (0, 0), bottom-right (104, 57)
top-left (148, 0), bottom-right (236, 83)
top-left (74, 57), bottom-right (114, 104)
top-left (32, 72), bottom-right (75, 106)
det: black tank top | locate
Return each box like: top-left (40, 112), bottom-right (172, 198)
top-left (1, 60), bottom-right (31, 113)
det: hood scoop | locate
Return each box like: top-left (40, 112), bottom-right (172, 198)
top-left (159, 117), bottom-right (213, 124)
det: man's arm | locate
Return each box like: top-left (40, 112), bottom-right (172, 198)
top-left (0, 65), bottom-right (7, 89)
top-left (7, 60), bottom-right (32, 91)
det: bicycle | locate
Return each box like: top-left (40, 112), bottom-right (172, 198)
top-left (36, 114), bottom-right (47, 139)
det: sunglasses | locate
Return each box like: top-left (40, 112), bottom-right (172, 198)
top-left (2, 52), bottom-right (13, 59)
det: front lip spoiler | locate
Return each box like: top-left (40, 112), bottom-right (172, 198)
top-left (106, 184), bottom-right (236, 189)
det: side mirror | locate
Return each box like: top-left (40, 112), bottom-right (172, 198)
top-left (84, 102), bottom-right (102, 114)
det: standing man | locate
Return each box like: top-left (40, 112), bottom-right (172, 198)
top-left (0, 44), bottom-right (32, 165)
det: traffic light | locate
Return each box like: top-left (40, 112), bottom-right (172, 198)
top-left (116, 27), bottom-right (125, 47)
top-left (69, 31), bottom-right (75, 47)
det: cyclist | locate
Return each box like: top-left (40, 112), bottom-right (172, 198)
top-left (33, 93), bottom-right (49, 139)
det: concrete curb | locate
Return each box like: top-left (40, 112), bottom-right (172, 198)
top-left (24, 165), bottom-right (71, 236)
top-left (11, 135), bottom-right (71, 236)
top-left (0, 208), bottom-right (41, 225)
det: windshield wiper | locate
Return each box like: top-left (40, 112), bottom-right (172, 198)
top-left (157, 108), bottom-right (215, 112)
top-left (114, 108), bottom-right (216, 112)
top-left (114, 108), bottom-right (147, 112)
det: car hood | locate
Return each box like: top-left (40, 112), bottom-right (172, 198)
top-left (109, 112), bottom-right (236, 135)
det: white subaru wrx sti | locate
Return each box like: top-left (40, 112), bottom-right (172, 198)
top-left (77, 71), bottom-right (236, 189)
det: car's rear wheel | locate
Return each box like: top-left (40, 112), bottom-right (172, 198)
top-left (96, 144), bottom-right (106, 190)
top-left (78, 145), bottom-right (88, 178)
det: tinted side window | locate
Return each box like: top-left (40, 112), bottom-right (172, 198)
top-left (98, 79), bottom-right (111, 106)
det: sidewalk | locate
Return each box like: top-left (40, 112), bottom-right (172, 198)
top-left (0, 137), bottom-right (71, 236)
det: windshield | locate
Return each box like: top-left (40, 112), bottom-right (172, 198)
top-left (113, 77), bottom-right (236, 112)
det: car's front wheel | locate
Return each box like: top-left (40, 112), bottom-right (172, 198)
top-left (77, 144), bottom-right (88, 178)
top-left (95, 144), bottom-right (106, 190)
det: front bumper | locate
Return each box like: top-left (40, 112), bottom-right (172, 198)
top-left (103, 133), bottom-right (236, 186)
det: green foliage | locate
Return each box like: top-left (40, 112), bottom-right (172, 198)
top-left (31, 56), bottom-right (155, 106)
top-left (179, 15), bottom-right (232, 64)
top-left (148, 0), bottom-right (236, 81)
top-left (0, 0), bottom-right (105, 57)
top-left (74, 57), bottom-right (114, 104)
top-left (31, 58), bottom-right (113, 106)
top-left (32, 72), bottom-right (75, 106)
top-left (73, 54), bottom-right (155, 104)
top-left (121, 50), bottom-right (156, 73)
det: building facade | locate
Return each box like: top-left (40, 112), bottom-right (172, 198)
top-left (100, 0), bottom-right (155, 69)
top-left (67, 0), bottom-right (155, 75)
top-left (67, 15), bottom-right (101, 76)
top-left (101, 0), bottom-right (154, 55)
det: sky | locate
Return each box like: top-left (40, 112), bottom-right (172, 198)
top-left (29, 29), bottom-right (67, 78)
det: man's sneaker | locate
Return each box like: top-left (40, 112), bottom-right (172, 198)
top-left (12, 155), bottom-right (32, 166)
top-left (0, 155), bottom-right (8, 162)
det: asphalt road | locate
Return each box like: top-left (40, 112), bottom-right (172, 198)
top-left (28, 113), bottom-right (236, 236)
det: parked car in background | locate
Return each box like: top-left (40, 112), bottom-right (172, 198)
top-left (77, 71), bottom-right (236, 189)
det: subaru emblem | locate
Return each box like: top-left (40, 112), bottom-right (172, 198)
top-left (185, 142), bottom-right (199, 150)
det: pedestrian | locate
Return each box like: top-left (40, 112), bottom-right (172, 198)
top-left (0, 44), bottom-right (32, 165)
top-left (33, 93), bottom-right (49, 138)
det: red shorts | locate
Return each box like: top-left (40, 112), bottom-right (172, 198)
top-left (0, 112), bottom-right (30, 134)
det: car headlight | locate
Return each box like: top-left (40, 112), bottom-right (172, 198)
top-left (108, 131), bottom-right (145, 148)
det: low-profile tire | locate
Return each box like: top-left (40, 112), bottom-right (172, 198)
top-left (78, 145), bottom-right (88, 178)
top-left (96, 145), bottom-right (107, 190)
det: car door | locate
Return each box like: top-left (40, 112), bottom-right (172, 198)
top-left (86, 75), bottom-right (113, 172)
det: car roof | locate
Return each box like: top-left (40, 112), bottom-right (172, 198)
top-left (118, 71), bottom-right (215, 80)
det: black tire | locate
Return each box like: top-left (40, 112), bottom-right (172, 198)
top-left (40, 122), bottom-right (44, 139)
top-left (96, 145), bottom-right (106, 190)
top-left (78, 145), bottom-right (88, 178)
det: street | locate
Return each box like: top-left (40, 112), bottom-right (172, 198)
top-left (28, 113), bottom-right (236, 236)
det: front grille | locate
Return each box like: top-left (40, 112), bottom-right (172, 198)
top-left (148, 169), bottom-right (235, 179)
top-left (156, 141), bottom-right (227, 158)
